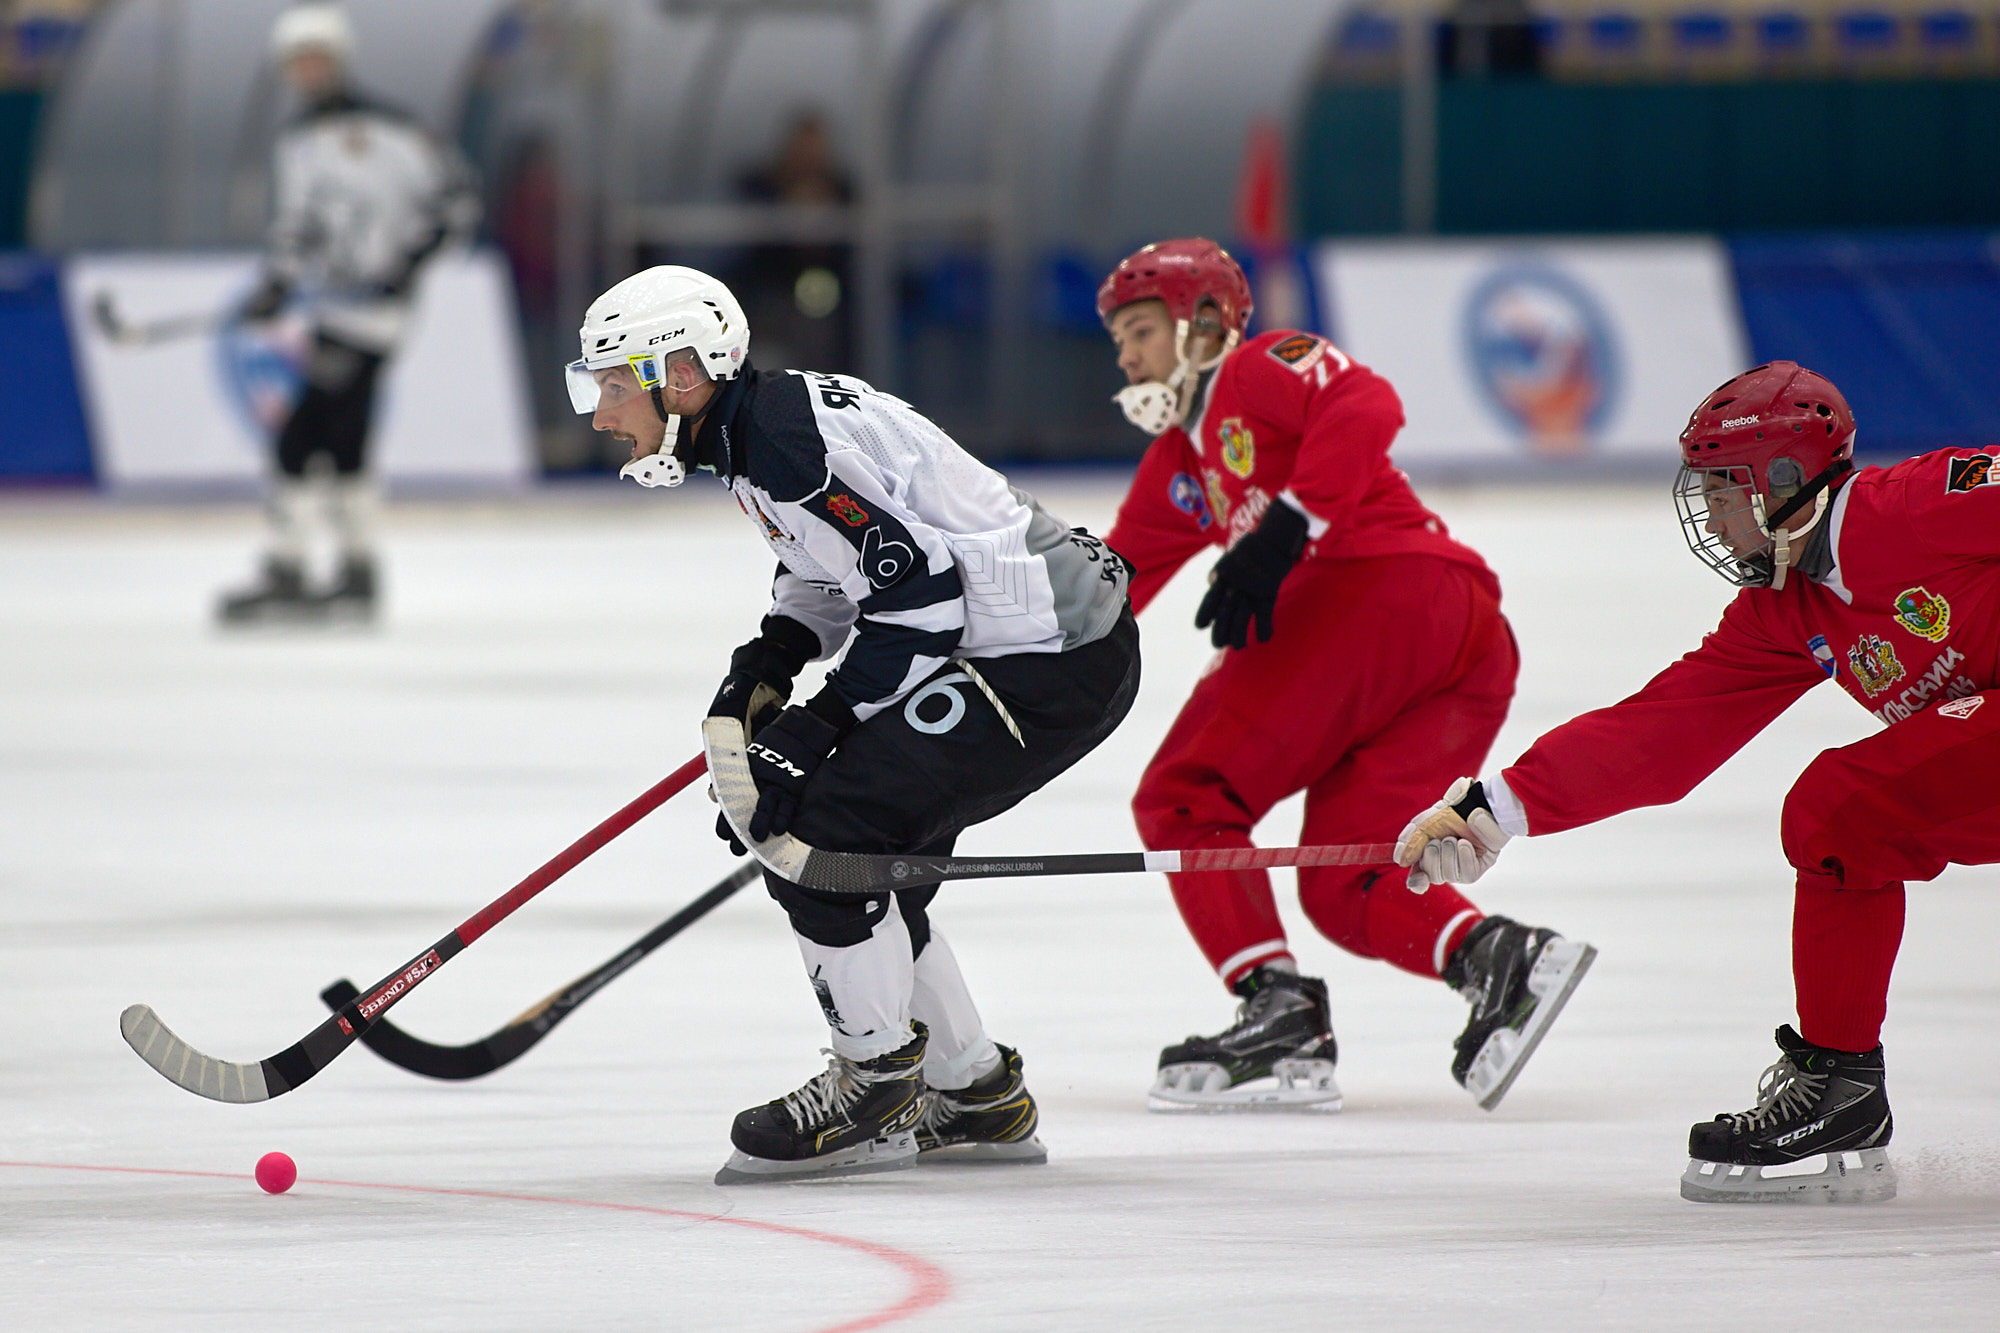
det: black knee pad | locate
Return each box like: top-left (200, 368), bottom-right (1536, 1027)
top-left (763, 873), bottom-right (938, 953)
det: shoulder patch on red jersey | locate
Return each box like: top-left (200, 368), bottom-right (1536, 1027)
top-left (1266, 334), bottom-right (1324, 371)
top-left (1945, 453), bottom-right (1997, 492)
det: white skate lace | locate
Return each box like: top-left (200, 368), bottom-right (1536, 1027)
top-left (780, 1051), bottom-right (864, 1133)
top-left (1727, 1056), bottom-right (1826, 1133)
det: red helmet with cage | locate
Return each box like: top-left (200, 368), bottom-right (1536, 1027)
top-left (1096, 238), bottom-right (1254, 334)
top-left (1674, 362), bottom-right (1857, 589)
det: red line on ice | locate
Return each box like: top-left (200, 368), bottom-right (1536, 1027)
top-left (0, 1160), bottom-right (951, 1332)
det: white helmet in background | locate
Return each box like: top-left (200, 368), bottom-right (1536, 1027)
top-left (271, 4), bottom-right (355, 62)
top-left (568, 266), bottom-right (750, 488)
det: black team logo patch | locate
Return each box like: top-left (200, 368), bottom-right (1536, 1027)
top-left (1266, 334), bottom-right (1324, 372)
top-left (1946, 453), bottom-right (1997, 493)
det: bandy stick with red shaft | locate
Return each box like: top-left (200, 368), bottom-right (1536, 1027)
top-left (120, 754), bottom-right (707, 1104)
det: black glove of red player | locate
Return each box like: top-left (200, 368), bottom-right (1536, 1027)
top-left (1194, 499), bottom-right (1310, 650)
top-left (711, 616), bottom-right (823, 853)
top-left (743, 695), bottom-right (852, 842)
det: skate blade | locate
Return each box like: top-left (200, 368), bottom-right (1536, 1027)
top-left (1464, 940), bottom-right (1596, 1111)
top-left (1680, 1148), bottom-right (1896, 1204)
top-left (713, 1130), bottom-right (919, 1185)
top-left (1147, 1059), bottom-right (1343, 1114)
top-left (918, 1135), bottom-right (1048, 1165)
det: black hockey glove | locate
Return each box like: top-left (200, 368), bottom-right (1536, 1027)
top-left (1193, 499), bottom-right (1310, 650)
top-left (743, 692), bottom-right (853, 842)
top-left (238, 275), bottom-right (290, 323)
top-left (711, 616), bottom-right (823, 853)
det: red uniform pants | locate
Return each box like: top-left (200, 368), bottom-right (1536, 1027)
top-left (1132, 555), bottom-right (1518, 990)
top-left (1783, 689), bottom-right (2000, 1052)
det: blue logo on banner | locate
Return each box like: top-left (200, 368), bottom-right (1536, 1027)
top-left (1462, 263), bottom-right (1619, 455)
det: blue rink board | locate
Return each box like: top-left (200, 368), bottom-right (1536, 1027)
top-left (0, 252), bottom-right (92, 481)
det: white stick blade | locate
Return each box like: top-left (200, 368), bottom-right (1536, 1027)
top-left (119, 1004), bottom-right (270, 1104)
top-left (700, 717), bottom-right (810, 883)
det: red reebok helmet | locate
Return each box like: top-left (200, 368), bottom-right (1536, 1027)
top-left (1096, 238), bottom-right (1254, 333)
top-left (1678, 361), bottom-right (1856, 496)
top-left (1675, 361), bottom-right (1857, 588)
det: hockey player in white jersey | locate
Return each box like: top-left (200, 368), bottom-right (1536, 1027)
top-left (569, 266), bottom-right (1140, 1182)
top-left (219, 3), bottom-right (477, 624)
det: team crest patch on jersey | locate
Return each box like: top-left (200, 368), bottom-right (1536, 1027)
top-left (1892, 587), bottom-right (1951, 643)
top-left (1266, 334), bottom-right (1325, 372)
top-left (1945, 453), bottom-right (1997, 492)
top-left (1937, 695), bottom-right (1986, 720)
top-left (1203, 472), bottom-right (1233, 529)
top-left (826, 493), bottom-right (871, 527)
top-left (1169, 472), bottom-right (1214, 529)
top-left (1807, 634), bottom-right (1839, 678)
top-left (1847, 634), bottom-right (1906, 697)
top-left (1218, 417), bottom-right (1255, 478)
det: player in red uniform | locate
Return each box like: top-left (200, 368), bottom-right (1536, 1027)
top-left (1099, 239), bottom-right (1595, 1112)
top-left (1396, 360), bottom-right (2000, 1201)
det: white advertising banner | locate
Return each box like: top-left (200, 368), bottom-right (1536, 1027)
top-left (64, 250), bottom-right (536, 489)
top-left (1311, 239), bottom-right (1748, 469)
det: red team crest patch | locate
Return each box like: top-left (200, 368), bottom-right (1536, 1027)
top-left (1945, 453), bottom-right (1997, 492)
top-left (826, 493), bottom-right (871, 526)
top-left (1892, 587), bottom-right (1951, 643)
top-left (1847, 634), bottom-right (1906, 696)
top-left (1937, 695), bottom-right (1985, 720)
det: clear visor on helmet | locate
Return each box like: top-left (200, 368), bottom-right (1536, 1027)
top-left (564, 352), bottom-right (667, 415)
top-left (1674, 464), bottom-right (1775, 587)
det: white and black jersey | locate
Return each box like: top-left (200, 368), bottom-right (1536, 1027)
top-left (266, 91), bottom-right (478, 352)
top-left (700, 367), bottom-right (1130, 723)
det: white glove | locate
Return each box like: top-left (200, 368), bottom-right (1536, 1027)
top-left (1394, 777), bottom-right (1512, 893)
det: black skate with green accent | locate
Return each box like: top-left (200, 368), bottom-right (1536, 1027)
top-left (1680, 1024), bottom-right (1895, 1204)
top-left (1444, 915), bottom-right (1595, 1109)
top-left (915, 1043), bottom-right (1046, 1164)
top-left (1149, 966), bottom-right (1341, 1112)
top-left (715, 1024), bottom-right (927, 1184)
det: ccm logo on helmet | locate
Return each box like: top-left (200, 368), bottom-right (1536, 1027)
top-left (647, 328), bottom-right (690, 345)
top-left (1720, 415), bottom-right (1759, 429)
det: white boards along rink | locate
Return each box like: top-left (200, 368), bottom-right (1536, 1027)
top-left (1312, 238), bottom-right (1750, 477)
top-left (64, 249), bottom-right (536, 493)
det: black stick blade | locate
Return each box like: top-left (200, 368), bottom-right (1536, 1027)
top-left (318, 980), bottom-right (499, 1081)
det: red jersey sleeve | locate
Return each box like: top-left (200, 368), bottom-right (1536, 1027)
top-left (1105, 434), bottom-right (1211, 615)
top-left (1900, 450), bottom-right (2000, 563)
top-left (1502, 591), bottom-right (1826, 835)
top-left (1231, 340), bottom-right (1404, 543)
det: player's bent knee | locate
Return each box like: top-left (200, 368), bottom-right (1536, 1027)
top-left (763, 871), bottom-right (892, 948)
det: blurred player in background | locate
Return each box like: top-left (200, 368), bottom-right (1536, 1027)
top-left (1099, 239), bottom-right (1594, 1113)
top-left (570, 266), bottom-right (1139, 1183)
top-left (1397, 362), bottom-right (1999, 1202)
top-left (218, 3), bottom-right (477, 625)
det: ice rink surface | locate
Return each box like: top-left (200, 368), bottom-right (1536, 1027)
top-left (5, 475), bottom-right (1998, 1330)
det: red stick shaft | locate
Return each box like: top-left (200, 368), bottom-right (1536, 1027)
top-left (455, 753), bottom-right (707, 945)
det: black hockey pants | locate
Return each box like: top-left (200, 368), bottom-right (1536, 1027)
top-left (768, 606), bottom-right (1141, 950)
top-left (276, 334), bottom-right (386, 478)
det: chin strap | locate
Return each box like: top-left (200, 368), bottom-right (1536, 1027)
top-left (1758, 457), bottom-right (1853, 591)
top-left (1113, 320), bottom-right (1240, 436)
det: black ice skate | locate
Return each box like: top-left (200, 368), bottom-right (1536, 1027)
top-left (914, 1043), bottom-right (1047, 1164)
top-left (1680, 1025), bottom-right (1895, 1204)
top-left (310, 555), bottom-right (377, 621)
top-left (1444, 915), bottom-right (1596, 1110)
top-left (216, 557), bottom-right (315, 625)
top-left (1149, 966), bottom-right (1341, 1113)
top-left (715, 1024), bottom-right (927, 1184)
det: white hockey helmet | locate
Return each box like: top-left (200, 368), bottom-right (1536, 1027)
top-left (570, 266), bottom-right (750, 487)
top-left (271, 4), bottom-right (355, 62)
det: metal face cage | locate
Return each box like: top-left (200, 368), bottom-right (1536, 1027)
top-left (1674, 463), bottom-right (1775, 588)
